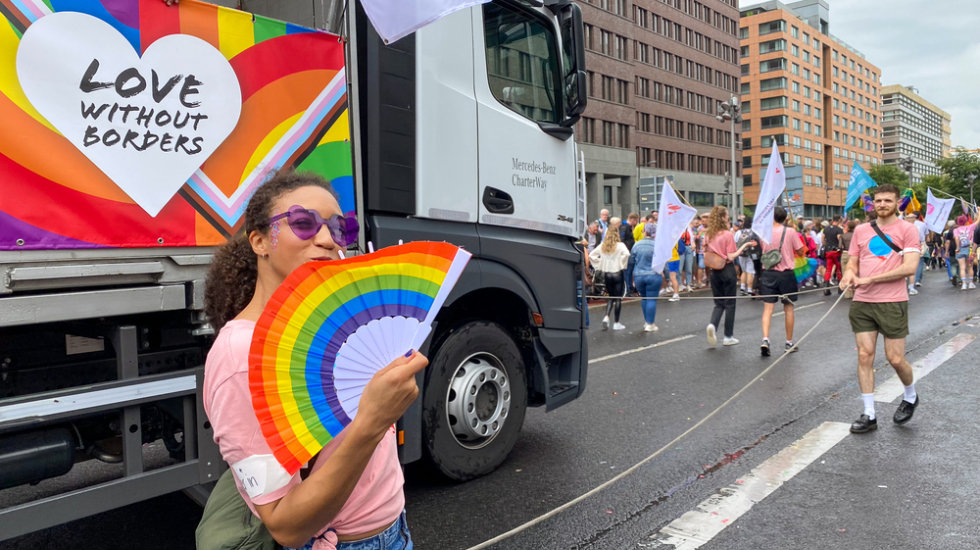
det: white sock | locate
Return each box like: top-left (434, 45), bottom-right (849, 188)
top-left (786, 340), bottom-right (793, 346)
top-left (862, 394), bottom-right (876, 420)
top-left (903, 384), bottom-right (917, 404)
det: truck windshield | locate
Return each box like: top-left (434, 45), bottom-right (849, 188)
top-left (483, 2), bottom-right (560, 124)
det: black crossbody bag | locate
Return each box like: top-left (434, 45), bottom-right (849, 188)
top-left (870, 221), bottom-right (902, 255)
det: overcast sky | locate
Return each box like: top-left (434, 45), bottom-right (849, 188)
top-left (823, 0), bottom-right (980, 149)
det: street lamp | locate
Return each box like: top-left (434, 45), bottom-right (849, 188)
top-left (716, 96), bottom-right (742, 220)
top-left (898, 157), bottom-right (914, 186)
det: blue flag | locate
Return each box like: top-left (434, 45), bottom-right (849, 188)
top-left (844, 161), bottom-right (877, 212)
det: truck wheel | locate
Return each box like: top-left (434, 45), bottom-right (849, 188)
top-left (422, 321), bottom-right (527, 481)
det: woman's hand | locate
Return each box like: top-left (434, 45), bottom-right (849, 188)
top-left (353, 351), bottom-right (429, 439)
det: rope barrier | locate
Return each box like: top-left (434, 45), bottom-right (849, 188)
top-left (467, 287), bottom-right (854, 550)
top-left (584, 284), bottom-right (839, 302)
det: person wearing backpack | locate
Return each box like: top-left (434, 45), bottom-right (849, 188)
top-left (735, 217), bottom-right (761, 296)
top-left (953, 215), bottom-right (978, 290)
top-left (759, 207), bottom-right (805, 356)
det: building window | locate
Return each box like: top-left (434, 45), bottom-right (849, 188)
top-left (742, 120), bottom-right (751, 131)
top-left (742, 101), bottom-right (751, 113)
top-left (791, 44), bottom-right (799, 57)
top-left (759, 39), bottom-right (787, 54)
top-left (760, 115), bottom-right (788, 129)
top-left (740, 26), bottom-right (749, 39)
top-left (743, 174), bottom-right (753, 187)
top-left (760, 77), bottom-right (787, 91)
top-left (791, 63), bottom-right (800, 75)
top-left (791, 25), bottom-right (799, 38)
top-left (760, 58), bottom-right (787, 73)
top-left (792, 99), bottom-right (800, 112)
top-left (741, 64), bottom-right (750, 76)
top-left (741, 82), bottom-right (751, 94)
top-left (689, 192), bottom-right (714, 207)
top-left (758, 20), bottom-right (786, 36)
top-left (603, 185), bottom-right (613, 204)
top-left (761, 96), bottom-right (788, 110)
top-left (741, 45), bottom-right (750, 58)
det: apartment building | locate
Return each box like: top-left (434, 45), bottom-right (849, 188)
top-left (739, 0), bottom-right (882, 218)
top-left (576, 0), bottom-right (742, 221)
top-left (880, 85), bottom-right (952, 182)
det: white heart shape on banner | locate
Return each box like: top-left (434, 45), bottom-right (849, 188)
top-left (16, 12), bottom-right (242, 217)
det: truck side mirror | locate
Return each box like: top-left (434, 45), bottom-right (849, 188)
top-left (559, 3), bottom-right (587, 125)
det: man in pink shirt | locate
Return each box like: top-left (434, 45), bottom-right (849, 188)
top-left (839, 184), bottom-right (922, 434)
top-left (759, 207), bottom-right (804, 357)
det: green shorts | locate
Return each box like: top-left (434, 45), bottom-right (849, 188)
top-left (849, 301), bottom-right (909, 339)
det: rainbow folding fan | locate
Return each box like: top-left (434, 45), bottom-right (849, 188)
top-left (249, 242), bottom-right (472, 474)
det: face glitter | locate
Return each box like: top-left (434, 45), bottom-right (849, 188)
top-left (270, 210), bottom-right (280, 252)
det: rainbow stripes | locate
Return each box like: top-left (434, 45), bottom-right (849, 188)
top-left (249, 242), bottom-right (472, 475)
top-left (1, 0), bottom-right (352, 249)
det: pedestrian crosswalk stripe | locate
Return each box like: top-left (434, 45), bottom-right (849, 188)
top-left (873, 333), bottom-right (976, 403)
top-left (642, 422), bottom-right (851, 549)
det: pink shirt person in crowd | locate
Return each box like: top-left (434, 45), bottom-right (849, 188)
top-left (762, 225), bottom-right (803, 272)
top-left (847, 218), bottom-right (921, 303)
top-left (202, 169), bottom-right (427, 550)
top-left (706, 230), bottom-right (737, 263)
top-left (839, 185), bottom-right (921, 435)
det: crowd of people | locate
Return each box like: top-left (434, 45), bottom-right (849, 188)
top-left (581, 199), bottom-right (980, 346)
top-left (582, 185), bottom-right (980, 433)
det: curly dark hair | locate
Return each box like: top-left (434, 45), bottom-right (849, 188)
top-left (204, 169), bottom-right (338, 332)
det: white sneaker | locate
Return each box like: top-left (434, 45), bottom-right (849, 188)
top-left (962, 283), bottom-right (968, 291)
top-left (915, 282), bottom-right (922, 287)
top-left (613, 322), bottom-right (626, 330)
top-left (669, 294), bottom-right (680, 302)
top-left (908, 287), bottom-right (918, 296)
top-left (723, 337), bottom-right (740, 346)
top-left (645, 323), bottom-right (659, 332)
top-left (602, 316), bottom-right (610, 330)
top-left (706, 324), bottom-right (717, 346)
top-left (970, 282), bottom-right (977, 290)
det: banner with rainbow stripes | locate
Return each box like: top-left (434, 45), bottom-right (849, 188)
top-left (0, 0), bottom-right (354, 249)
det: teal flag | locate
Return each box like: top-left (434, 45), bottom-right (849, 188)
top-left (844, 161), bottom-right (877, 212)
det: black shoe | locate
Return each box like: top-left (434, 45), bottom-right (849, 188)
top-left (761, 339), bottom-right (771, 357)
top-left (850, 414), bottom-right (878, 433)
top-left (893, 397), bottom-right (919, 424)
top-left (785, 342), bottom-right (798, 353)
top-left (824, 287), bottom-right (832, 296)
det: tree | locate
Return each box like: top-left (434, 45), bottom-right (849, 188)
top-left (934, 148), bottom-right (980, 215)
top-left (868, 164), bottom-right (910, 188)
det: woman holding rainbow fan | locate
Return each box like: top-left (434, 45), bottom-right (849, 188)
top-left (203, 169), bottom-right (425, 550)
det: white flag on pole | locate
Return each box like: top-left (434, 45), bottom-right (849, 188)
top-left (360, 0), bottom-right (491, 44)
top-left (753, 142), bottom-right (787, 244)
top-left (651, 183), bottom-right (697, 273)
top-left (924, 188), bottom-right (955, 233)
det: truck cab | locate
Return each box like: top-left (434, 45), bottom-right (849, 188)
top-left (0, 0), bottom-right (589, 539)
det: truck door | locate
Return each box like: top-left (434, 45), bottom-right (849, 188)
top-left (473, 2), bottom-right (578, 237)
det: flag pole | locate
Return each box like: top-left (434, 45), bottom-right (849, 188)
top-left (667, 180), bottom-right (696, 209)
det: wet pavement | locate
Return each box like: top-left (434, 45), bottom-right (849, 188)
top-left (2, 271), bottom-right (979, 549)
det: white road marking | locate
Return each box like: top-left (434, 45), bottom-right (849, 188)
top-left (773, 301), bottom-right (825, 317)
top-left (642, 422), bottom-right (851, 549)
top-left (874, 333), bottom-right (977, 403)
top-left (589, 335), bottom-right (696, 364)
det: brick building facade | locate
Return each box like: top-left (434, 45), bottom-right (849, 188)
top-left (576, 0), bottom-right (743, 222)
top-left (740, 0), bottom-right (883, 218)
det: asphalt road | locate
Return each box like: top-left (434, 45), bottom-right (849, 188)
top-left (2, 270), bottom-right (979, 550)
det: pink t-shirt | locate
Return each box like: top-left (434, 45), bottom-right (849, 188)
top-left (203, 320), bottom-right (404, 547)
top-left (762, 226), bottom-right (803, 272)
top-left (848, 220), bottom-right (921, 303)
top-left (706, 230), bottom-right (737, 263)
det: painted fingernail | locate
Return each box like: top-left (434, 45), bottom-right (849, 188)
top-left (404, 349), bottom-right (414, 358)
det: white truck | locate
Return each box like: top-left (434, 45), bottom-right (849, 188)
top-left (0, 0), bottom-right (589, 539)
